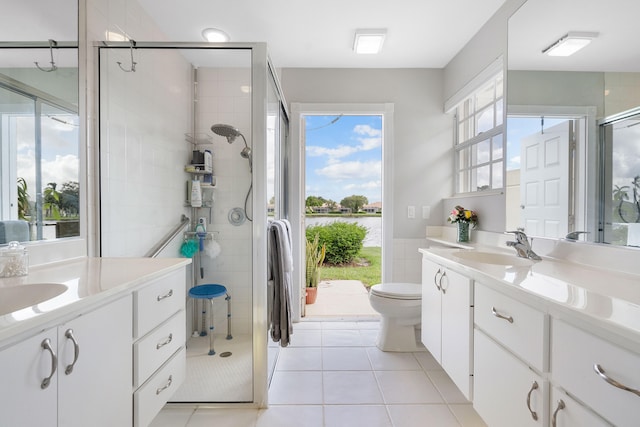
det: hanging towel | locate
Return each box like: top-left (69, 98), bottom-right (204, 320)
top-left (268, 219), bottom-right (293, 347)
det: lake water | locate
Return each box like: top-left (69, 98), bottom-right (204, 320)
top-left (305, 216), bottom-right (382, 247)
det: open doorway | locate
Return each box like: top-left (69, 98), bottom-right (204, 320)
top-left (302, 112), bottom-right (383, 319)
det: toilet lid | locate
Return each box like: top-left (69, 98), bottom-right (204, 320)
top-left (370, 283), bottom-right (421, 299)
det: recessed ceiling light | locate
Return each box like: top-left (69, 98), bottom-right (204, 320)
top-left (353, 29), bottom-right (387, 54)
top-left (202, 28), bottom-right (230, 43)
top-left (542, 32), bottom-right (598, 57)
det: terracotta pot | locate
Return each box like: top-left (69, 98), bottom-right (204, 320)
top-left (306, 287), bottom-right (318, 304)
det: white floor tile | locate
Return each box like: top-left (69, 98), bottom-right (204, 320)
top-left (187, 408), bottom-right (258, 427)
top-left (387, 404), bottom-right (460, 427)
top-left (149, 406), bottom-right (195, 427)
top-left (256, 405), bottom-right (323, 427)
top-left (289, 330), bottom-right (322, 347)
top-left (269, 371), bottom-right (324, 404)
top-left (321, 321), bottom-right (359, 329)
top-left (322, 329), bottom-right (363, 347)
top-left (414, 350), bottom-right (443, 371)
top-left (376, 370), bottom-right (444, 404)
top-left (295, 321), bottom-right (323, 330)
top-left (277, 347), bottom-right (323, 371)
top-left (366, 348), bottom-right (422, 371)
top-left (449, 404), bottom-right (488, 427)
top-left (323, 371), bottom-right (384, 404)
top-left (323, 405), bottom-right (392, 427)
top-left (357, 321), bottom-right (380, 330)
top-left (322, 347), bottom-right (372, 370)
top-left (359, 329), bottom-right (379, 346)
top-left (427, 370), bottom-right (470, 404)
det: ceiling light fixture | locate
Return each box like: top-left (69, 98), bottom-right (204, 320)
top-left (542, 32), bottom-right (598, 57)
top-left (353, 29), bottom-right (387, 54)
top-left (202, 28), bottom-right (230, 43)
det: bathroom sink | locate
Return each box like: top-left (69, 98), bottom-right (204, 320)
top-left (0, 283), bottom-right (68, 316)
top-left (453, 251), bottom-right (534, 267)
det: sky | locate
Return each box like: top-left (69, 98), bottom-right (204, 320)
top-left (304, 114), bottom-right (382, 205)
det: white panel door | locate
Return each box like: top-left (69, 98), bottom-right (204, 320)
top-left (520, 121), bottom-right (571, 238)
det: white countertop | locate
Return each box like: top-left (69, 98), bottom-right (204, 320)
top-left (419, 243), bottom-right (640, 346)
top-left (0, 257), bottom-right (191, 344)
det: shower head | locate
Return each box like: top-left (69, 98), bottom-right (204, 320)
top-left (240, 146), bottom-right (252, 160)
top-left (211, 123), bottom-right (241, 143)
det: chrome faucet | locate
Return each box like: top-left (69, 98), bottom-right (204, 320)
top-left (505, 230), bottom-right (541, 261)
top-left (565, 231), bottom-right (589, 241)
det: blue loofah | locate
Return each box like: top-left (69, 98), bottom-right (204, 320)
top-left (180, 239), bottom-right (199, 258)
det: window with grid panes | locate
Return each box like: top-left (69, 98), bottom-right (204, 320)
top-left (455, 73), bottom-right (504, 193)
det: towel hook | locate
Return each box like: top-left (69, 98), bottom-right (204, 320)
top-left (35, 39), bottom-right (58, 72)
top-left (117, 39), bottom-right (137, 72)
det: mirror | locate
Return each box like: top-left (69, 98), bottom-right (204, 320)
top-left (0, 1), bottom-right (79, 243)
top-left (507, 0), bottom-right (640, 247)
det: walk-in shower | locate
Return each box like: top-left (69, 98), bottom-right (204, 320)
top-left (211, 123), bottom-right (253, 221)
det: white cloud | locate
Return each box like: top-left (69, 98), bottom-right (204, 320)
top-left (306, 123), bottom-right (382, 160)
top-left (316, 160), bottom-right (381, 180)
top-left (344, 180), bottom-right (381, 191)
top-left (306, 145), bottom-right (357, 158)
top-left (353, 124), bottom-right (381, 137)
top-left (17, 154), bottom-right (79, 193)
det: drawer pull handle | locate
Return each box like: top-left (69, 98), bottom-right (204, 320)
top-left (433, 269), bottom-right (441, 291)
top-left (551, 399), bottom-right (566, 427)
top-left (157, 289), bottom-right (174, 302)
top-left (594, 364), bottom-right (640, 397)
top-left (41, 338), bottom-right (57, 389)
top-left (491, 307), bottom-right (514, 323)
top-left (64, 329), bottom-right (80, 375)
top-left (156, 333), bottom-right (173, 350)
top-left (156, 375), bottom-right (173, 395)
top-left (439, 271), bottom-right (447, 294)
top-left (526, 381), bottom-right (539, 421)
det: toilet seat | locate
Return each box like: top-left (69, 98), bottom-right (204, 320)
top-left (370, 283), bottom-right (421, 300)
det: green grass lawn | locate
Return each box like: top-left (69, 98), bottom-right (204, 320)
top-left (320, 246), bottom-right (381, 287)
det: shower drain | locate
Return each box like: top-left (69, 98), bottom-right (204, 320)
top-left (220, 352), bottom-right (232, 358)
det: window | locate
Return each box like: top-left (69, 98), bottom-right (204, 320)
top-left (454, 73), bottom-right (504, 193)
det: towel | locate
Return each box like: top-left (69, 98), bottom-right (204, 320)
top-left (0, 220), bottom-right (29, 244)
top-left (268, 219), bottom-right (293, 347)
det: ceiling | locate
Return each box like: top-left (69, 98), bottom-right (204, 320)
top-left (508, 0), bottom-right (640, 72)
top-left (136, 0), bottom-right (507, 68)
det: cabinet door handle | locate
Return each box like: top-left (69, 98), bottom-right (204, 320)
top-left (491, 307), bottom-right (514, 323)
top-left (157, 289), bottom-right (174, 301)
top-left (551, 399), bottom-right (566, 427)
top-left (41, 338), bottom-right (57, 389)
top-left (156, 375), bottom-right (173, 395)
top-left (439, 271), bottom-right (447, 294)
top-left (64, 329), bottom-right (80, 375)
top-left (156, 333), bottom-right (173, 350)
top-left (594, 364), bottom-right (640, 397)
top-left (433, 269), bottom-right (441, 291)
top-left (526, 381), bottom-right (539, 421)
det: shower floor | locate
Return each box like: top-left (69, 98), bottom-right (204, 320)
top-left (170, 333), bottom-right (253, 403)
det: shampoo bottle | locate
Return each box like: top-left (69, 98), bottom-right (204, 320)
top-left (191, 178), bottom-right (202, 207)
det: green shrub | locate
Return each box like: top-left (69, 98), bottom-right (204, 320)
top-left (306, 221), bottom-right (367, 265)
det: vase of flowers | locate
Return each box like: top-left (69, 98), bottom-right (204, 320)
top-left (447, 205), bottom-right (478, 243)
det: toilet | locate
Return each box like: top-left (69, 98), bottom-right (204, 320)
top-left (368, 282), bottom-right (422, 352)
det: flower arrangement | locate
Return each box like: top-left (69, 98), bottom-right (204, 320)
top-left (447, 205), bottom-right (478, 228)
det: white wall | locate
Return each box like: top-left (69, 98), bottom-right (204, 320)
top-left (280, 68), bottom-right (450, 282)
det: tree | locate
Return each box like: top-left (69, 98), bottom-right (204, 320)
top-left (59, 181), bottom-right (80, 217)
top-left (17, 177), bottom-right (30, 220)
top-left (306, 195), bottom-right (326, 208)
top-left (340, 195), bottom-right (368, 213)
top-left (43, 182), bottom-right (61, 219)
top-left (613, 185), bottom-right (630, 222)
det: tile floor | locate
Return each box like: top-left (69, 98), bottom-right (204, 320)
top-left (150, 320), bottom-right (487, 427)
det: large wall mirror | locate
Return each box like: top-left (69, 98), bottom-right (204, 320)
top-left (0, 1), bottom-right (79, 243)
top-left (507, 0), bottom-right (640, 248)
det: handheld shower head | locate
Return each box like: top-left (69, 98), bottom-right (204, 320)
top-left (211, 123), bottom-right (241, 143)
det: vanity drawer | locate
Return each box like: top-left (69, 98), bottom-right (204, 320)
top-left (134, 347), bottom-right (185, 427)
top-left (475, 282), bottom-right (547, 372)
top-left (133, 309), bottom-right (185, 388)
top-left (550, 386), bottom-right (612, 427)
top-left (134, 269), bottom-right (185, 339)
top-left (551, 319), bottom-right (640, 427)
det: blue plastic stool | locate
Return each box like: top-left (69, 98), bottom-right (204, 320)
top-left (188, 284), bottom-right (232, 355)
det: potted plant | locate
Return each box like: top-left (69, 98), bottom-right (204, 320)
top-left (447, 205), bottom-right (478, 243)
top-left (305, 232), bottom-right (326, 304)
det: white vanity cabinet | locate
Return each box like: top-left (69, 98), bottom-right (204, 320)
top-left (551, 319), bottom-right (640, 427)
top-left (0, 295), bottom-right (133, 427)
top-left (421, 256), bottom-right (473, 399)
top-left (473, 282), bottom-right (548, 427)
top-left (549, 387), bottom-right (612, 427)
top-left (132, 269), bottom-right (186, 427)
